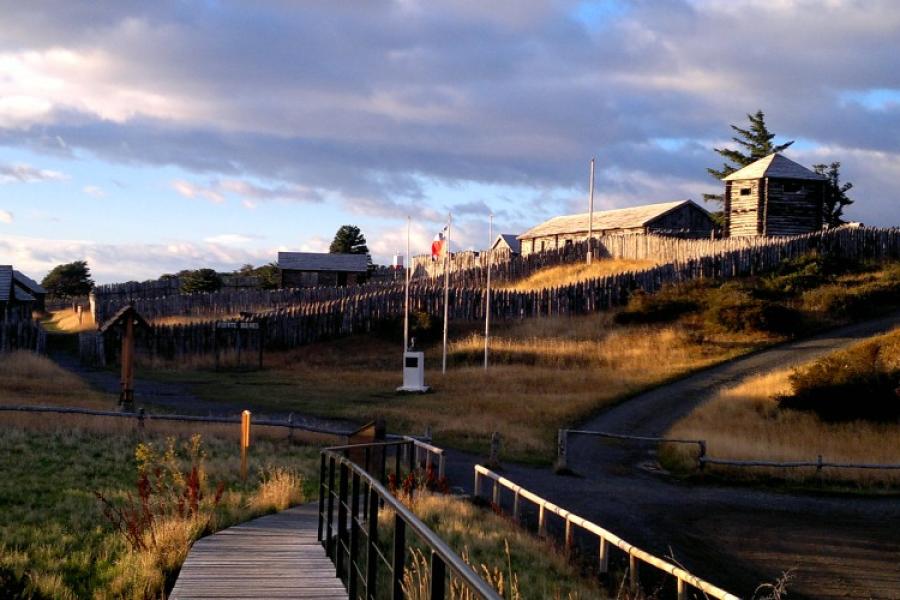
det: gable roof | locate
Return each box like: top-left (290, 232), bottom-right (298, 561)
top-left (13, 270), bottom-right (46, 294)
top-left (723, 153), bottom-right (827, 181)
top-left (492, 234), bottom-right (521, 254)
top-left (518, 200), bottom-right (707, 240)
top-left (14, 287), bottom-right (35, 302)
top-left (277, 252), bottom-right (369, 273)
top-left (0, 265), bottom-right (12, 302)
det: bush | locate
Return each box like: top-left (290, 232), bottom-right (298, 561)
top-left (802, 279), bottom-right (900, 319)
top-left (372, 311), bottom-right (443, 347)
top-left (705, 285), bottom-right (802, 335)
top-left (614, 286), bottom-right (701, 325)
top-left (779, 336), bottom-right (900, 422)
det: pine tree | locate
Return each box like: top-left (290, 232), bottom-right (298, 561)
top-left (329, 225), bottom-right (369, 254)
top-left (705, 111), bottom-right (794, 205)
top-left (41, 260), bottom-right (94, 298)
top-left (813, 162), bottom-right (854, 227)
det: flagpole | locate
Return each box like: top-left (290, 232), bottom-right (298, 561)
top-left (441, 213), bottom-right (451, 374)
top-left (587, 157), bottom-right (595, 265)
top-left (404, 216), bottom-right (410, 353)
top-left (484, 213), bottom-right (492, 370)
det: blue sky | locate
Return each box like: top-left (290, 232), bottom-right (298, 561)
top-left (1, 0), bottom-right (900, 283)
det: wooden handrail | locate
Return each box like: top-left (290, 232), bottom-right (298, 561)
top-left (474, 464), bottom-right (741, 600)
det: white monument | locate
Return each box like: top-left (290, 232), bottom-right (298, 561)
top-left (397, 351), bottom-right (430, 393)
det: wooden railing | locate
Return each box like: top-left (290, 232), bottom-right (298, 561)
top-left (319, 441), bottom-right (501, 600)
top-left (473, 465), bottom-right (740, 600)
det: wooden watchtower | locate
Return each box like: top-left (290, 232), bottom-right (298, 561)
top-left (99, 303), bottom-right (150, 408)
top-left (723, 153), bottom-right (827, 237)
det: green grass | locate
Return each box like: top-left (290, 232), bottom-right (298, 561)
top-left (0, 427), bottom-right (320, 599)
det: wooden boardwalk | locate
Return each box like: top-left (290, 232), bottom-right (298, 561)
top-left (170, 503), bottom-right (347, 599)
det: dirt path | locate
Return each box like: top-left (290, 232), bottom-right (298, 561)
top-left (443, 312), bottom-right (900, 600)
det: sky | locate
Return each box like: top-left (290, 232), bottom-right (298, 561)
top-left (1, 0), bottom-right (900, 284)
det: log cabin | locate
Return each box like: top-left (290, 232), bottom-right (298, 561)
top-left (723, 153), bottom-right (827, 237)
top-left (277, 252), bottom-right (369, 288)
top-left (517, 199), bottom-right (715, 256)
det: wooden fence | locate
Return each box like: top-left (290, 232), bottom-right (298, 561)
top-left (81, 227), bottom-right (899, 362)
top-left (0, 319), bottom-right (46, 353)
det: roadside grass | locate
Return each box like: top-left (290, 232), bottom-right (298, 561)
top-left (151, 314), bottom-right (240, 326)
top-left (499, 258), bottom-right (657, 292)
top-left (0, 350), bottom-right (114, 408)
top-left (0, 426), bottom-right (320, 599)
top-left (662, 328), bottom-right (900, 487)
top-left (389, 491), bottom-right (605, 599)
top-left (41, 308), bottom-right (96, 333)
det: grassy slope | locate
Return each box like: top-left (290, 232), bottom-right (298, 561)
top-left (499, 258), bottom-right (658, 291)
top-left (0, 351), bottom-right (114, 408)
top-left (40, 308), bottom-right (96, 333)
top-left (663, 328), bottom-right (900, 487)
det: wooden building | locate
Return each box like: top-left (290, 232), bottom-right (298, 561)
top-left (491, 234), bottom-right (521, 255)
top-left (1, 265), bottom-right (40, 321)
top-left (517, 200), bottom-right (715, 256)
top-left (723, 153), bottom-right (827, 237)
top-left (12, 269), bottom-right (46, 311)
top-left (277, 252), bottom-right (369, 288)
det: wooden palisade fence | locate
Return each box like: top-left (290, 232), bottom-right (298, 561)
top-left (83, 227), bottom-right (899, 363)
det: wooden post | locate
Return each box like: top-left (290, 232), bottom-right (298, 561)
top-left (488, 431), bottom-right (501, 468)
top-left (538, 501), bottom-right (546, 537)
top-left (240, 410), bottom-right (251, 481)
top-left (598, 537), bottom-right (609, 574)
top-left (677, 577), bottom-right (686, 600)
top-left (556, 429), bottom-right (568, 472)
top-left (629, 552), bottom-right (638, 593)
top-left (587, 157), bottom-right (595, 265)
top-left (119, 312), bottom-right (135, 408)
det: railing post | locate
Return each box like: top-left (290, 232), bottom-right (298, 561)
top-left (629, 552), bottom-right (638, 593)
top-left (564, 516), bottom-right (573, 554)
top-left (430, 550), bottom-right (446, 600)
top-left (513, 490), bottom-right (520, 520)
top-left (473, 470), bottom-right (481, 498)
top-left (408, 441), bottom-right (415, 474)
top-left (366, 491), bottom-right (378, 599)
top-left (391, 514), bottom-right (406, 600)
top-left (336, 462), bottom-right (349, 579)
top-left (349, 472), bottom-right (361, 599)
top-left (318, 453), bottom-right (326, 541)
top-left (492, 480), bottom-right (500, 506)
top-left (677, 577), bottom-right (686, 600)
top-left (538, 501), bottom-right (546, 537)
top-left (438, 454), bottom-right (445, 480)
top-left (598, 537), bottom-right (609, 574)
top-left (326, 456), bottom-right (336, 557)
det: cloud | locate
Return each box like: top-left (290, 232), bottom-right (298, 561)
top-left (0, 162), bottom-right (66, 183)
top-left (82, 184), bottom-right (105, 197)
top-left (172, 179), bottom-right (224, 204)
top-left (299, 236), bottom-right (329, 253)
top-left (203, 233), bottom-right (262, 246)
top-left (0, 209), bottom-right (12, 224)
top-left (173, 177), bottom-right (323, 206)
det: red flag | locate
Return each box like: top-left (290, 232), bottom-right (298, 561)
top-left (431, 226), bottom-right (448, 260)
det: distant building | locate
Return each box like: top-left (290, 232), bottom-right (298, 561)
top-left (491, 234), bottom-right (521, 255)
top-left (277, 252), bottom-right (369, 288)
top-left (723, 153), bottom-right (827, 237)
top-left (517, 200), bottom-right (715, 256)
top-left (1, 265), bottom-right (44, 321)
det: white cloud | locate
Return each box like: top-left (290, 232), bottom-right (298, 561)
top-left (0, 163), bottom-right (67, 183)
top-left (203, 233), bottom-right (260, 246)
top-left (172, 179), bottom-right (224, 204)
top-left (0, 210), bottom-right (12, 224)
top-left (83, 184), bottom-right (105, 197)
top-left (299, 236), bottom-right (329, 253)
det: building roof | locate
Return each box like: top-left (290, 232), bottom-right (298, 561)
top-left (723, 153), bottom-right (827, 182)
top-left (491, 234), bottom-right (521, 254)
top-left (277, 252), bottom-right (369, 273)
top-left (13, 270), bottom-right (46, 294)
top-left (14, 287), bottom-right (35, 302)
top-left (0, 265), bottom-right (12, 302)
top-left (518, 200), bottom-right (704, 240)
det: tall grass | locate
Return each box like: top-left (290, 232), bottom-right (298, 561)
top-left (41, 308), bottom-right (96, 333)
top-left (664, 330), bottom-right (900, 486)
top-left (499, 259), bottom-right (658, 292)
top-left (0, 350), bottom-right (114, 408)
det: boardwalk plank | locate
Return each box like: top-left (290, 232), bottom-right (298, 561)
top-left (170, 503), bottom-right (347, 600)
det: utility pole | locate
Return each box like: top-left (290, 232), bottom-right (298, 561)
top-left (484, 213), bottom-right (493, 370)
top-left (587, 157), bottom-right (595, 265)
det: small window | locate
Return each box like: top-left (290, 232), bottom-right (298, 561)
top-left (739, 187), bottom-right (751, 196)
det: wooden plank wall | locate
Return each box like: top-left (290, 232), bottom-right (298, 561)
top-left (87, 227), bottom-right (899, 363)
top-left (0, 320), bottom-right (46, 353)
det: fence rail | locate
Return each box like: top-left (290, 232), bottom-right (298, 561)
top-left (473, 465), bottom-right (740, 600)
top-left (319, 442), bottom-right (501, 600)
top-left (699, 456), bottom-right (900, 471)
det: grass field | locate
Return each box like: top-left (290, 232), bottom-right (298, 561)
top-left (40, 308), bottom-right (96, 333)
top-left (499, 258), bottom-right (657, 291)
top-left (662, 328), bottom-right (900, 487)
top-left (0, 351), bottom-right (113, 408)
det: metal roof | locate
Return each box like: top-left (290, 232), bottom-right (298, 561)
top-left (14, 287), bottom-right (35, 302)
top-left (492, 234), bottom-right (521, 254)
top-left (277, 252), bottom-right (369, 273)
top-left (723, 153), bottom-right (827, 181)
top-left (518, 200), bottom-right (701, 240)
top-left (0, 265), bottom-right (12, 302)
top-left (13, 270), bottom-right (46, 294)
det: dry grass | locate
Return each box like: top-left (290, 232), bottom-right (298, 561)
top-left (500, 259), bottom-right (658, 292)
top-left (151, 314), bottom-right (239, 326)
top-left (0, 350), bottom-right (114, 408)
top-left (664, 333), bottom-right (900, 486)
top-left (41, 308), bottom-right (96, 333)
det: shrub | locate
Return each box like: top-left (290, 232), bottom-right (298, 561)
top-left (779, 336), bottom-right (900, 422)
top-left (614, 286), bottom-right (700, 325)
top-left (705, 285), bottom-right (801, 335)
top-left (802, 280), bottom-right (900, 319)
top-left (372, 310), bottom-right (442, 347)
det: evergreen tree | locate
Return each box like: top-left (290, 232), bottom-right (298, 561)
top-left (813, 162), bottom-right (854, 227)
top-left (705, 110), bottom-right (794, 204)
top-left (179, 268), bottom-right (222, 293)
top-left (329, 225), bottom-right (369, 254)
top-left (41, 260), bottom-right (94, 298)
